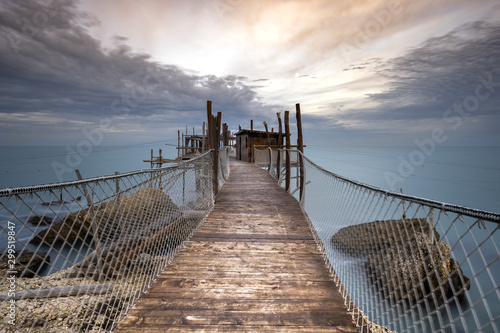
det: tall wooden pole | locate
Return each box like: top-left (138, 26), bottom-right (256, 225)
top-left (177, 131), bottom-right (180, 159)
top-left (296, 103), bottom-right (305, 201)
top-left (213, 112), bottom-right (221, 195)
top-left (276, 112), bottom-right (283, 182)
top-left (202, 122), bottom-right (206, 153)
top-left (263, 122), bottom-right (270, 146)
top-left (207, 100), bottom-right (219, 197)
top-left (263, 121), bottom-right (271, 170)
top-left (284, 111), bottom-right (291, 192)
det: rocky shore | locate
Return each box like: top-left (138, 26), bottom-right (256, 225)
top-left (331, 218), bottom-right (470, 303)
top-left (0, 253), bottom-right (166, 332)
top-left (30, 187), bottom-right (179, 245)
top-left (1, 187), bottom-right (208, 332)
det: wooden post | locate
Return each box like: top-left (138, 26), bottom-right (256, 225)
top-left (251, 120), bottom-right (253, 131)
top-left (214, 112), bottom-right (222, 195)
top-left (114, 171), bottom-right (120, 201)
top-left (207, 101), bottom-right (214, 195)
top-left (296, 103), bottom-right (305, 201)
top-left (158, 149), bottom-right (163, 188)
top-left (216, 112), bottom-right (222, 149)
top-left (284, 111), bottom-right (291, 192)
top-left (263, 121), bottom-right (272, 170)
top-left (202, 122), bottom-right (206, 153)
top-left (75, 169), bottom-right (104, 282)
top-left (263, 122), bottom-right (270, 146)
top-left (222, 123), bottom-right (228, 147)
top-left (177, 131), bottom-right (180, 159)
top-left (181, 131), bottom-right (185, 159)
top-left (207, 101), bottom-right (220, 197)
top-left (150, 149), bottom-right (154, 168)
top-left (276, 112), bottom-right (283, 182)
top-left (401, 188), bottom-right (406, 219)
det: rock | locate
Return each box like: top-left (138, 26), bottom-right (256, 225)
top-left (0, 250), bottom-right (49, 278)
top-left (28, 215), bottom-right (54, 226)
top-left (366, 232), bottom-right (470, 302)
top-left (331, 218), bottom-right (440, 255)
top-left (93, 187), bottom-right (179, 242)
top-left (30, 187), bottom-right (178, 245)
top-left (30, 209), bottom-right (93, 245)
top-left (448, 258), bottom-right (470, 302)
top-left (332, 218), bottom-right (470, 303)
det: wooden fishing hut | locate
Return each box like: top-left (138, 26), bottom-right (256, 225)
top-left (234, 126), bottom-right (282, 162)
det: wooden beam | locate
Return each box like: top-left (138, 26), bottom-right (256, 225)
top-left (284, 111), bottom-right (291, 192)
top-left (0, 284), bottom-right (114, 301)
top-left (263, 121), bottom-right (270, 146)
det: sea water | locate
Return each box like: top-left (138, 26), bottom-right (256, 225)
top-left (305, 146), bottom-right (500, 213)
top-left (2, 145), bottom-right (499, 211)
top-left (303, 145), bottom-right (500, 332)
top-left (1, 145), bottom-right (499, 331)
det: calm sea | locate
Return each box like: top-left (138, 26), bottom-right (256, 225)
top-left (1, 145), bottom-right (499, 213)
top-left (1, 145), bottom-right (499, 331)
top-left (305, 145), bottom-right (500, 214)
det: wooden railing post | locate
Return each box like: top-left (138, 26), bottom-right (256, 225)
top-left (75, 169), bottom-right (105, 281)
top-left (276, 112), bottom-right (283, 181)
top-left (214, 111), bottom-right (221, 194)
top-left (263, 121), bottom-right (272, 171)
top-left (284, 111), bottom-right (291, 192)
top-left (296, 103), bottom-right (305, 202)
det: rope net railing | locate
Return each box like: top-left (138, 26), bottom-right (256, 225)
top-left (0, 149), bottom-right (229, 332)
top-left (255, 147), bottom-right (500, 333)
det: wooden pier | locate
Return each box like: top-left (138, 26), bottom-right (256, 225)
top-left (116, 159), bottom-right (357, 332)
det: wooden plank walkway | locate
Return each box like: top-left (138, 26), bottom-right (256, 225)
top-left (116, 159), bottom-right (358, 332)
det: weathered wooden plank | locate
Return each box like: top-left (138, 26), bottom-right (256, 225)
top-left (182, 241), bottom-right (320, 253)
top-left (119, 309), bottom-right (355, 326)
top-left (115, 159), bottom-right (357, 332)
top-left (116, 325), bottom-right (358, 333)
top-left (130, 298), bottom-right (347, 312)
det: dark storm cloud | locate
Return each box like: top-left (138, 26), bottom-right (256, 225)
top-left (0, 0), bottom-right (276, 144)
top-left (345, 21), bottom-right (500, 125)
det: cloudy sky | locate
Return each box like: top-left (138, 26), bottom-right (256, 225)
top-left (0, 0), bottom-right (499, 146)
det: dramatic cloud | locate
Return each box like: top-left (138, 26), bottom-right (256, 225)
top-left (0, 0), bottom-right (498, 146)
top-left (334, 21), bottom-right (500, 144)
top-left (0, 0), bottom-right (278, 145)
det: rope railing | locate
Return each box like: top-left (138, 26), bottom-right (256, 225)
top-left (255, 146), bottom-right (500, 333)
top-left (0, 149), bottom-right (230, 332)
